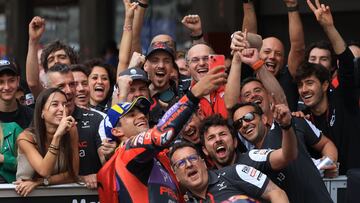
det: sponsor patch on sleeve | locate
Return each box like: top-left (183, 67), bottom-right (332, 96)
top-left (236, 164), bottom-right (267, 189)
top-left (248, 149), bottom-right (273, 162)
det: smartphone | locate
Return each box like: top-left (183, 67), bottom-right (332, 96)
top-left (208, 54), bottom-right (225, 73)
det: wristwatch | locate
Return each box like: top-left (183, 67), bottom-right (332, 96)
top-left (43, 178), bottom-right (49, 186)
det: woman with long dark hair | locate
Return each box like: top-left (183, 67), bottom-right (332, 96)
top-left (14, 88), bottom-right (79, 196)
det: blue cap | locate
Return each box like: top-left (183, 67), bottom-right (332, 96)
top-left (99, 96), bottom-right (151, 141)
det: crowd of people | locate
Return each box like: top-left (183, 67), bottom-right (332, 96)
top-left (0, 0), bottom-right (359, 202)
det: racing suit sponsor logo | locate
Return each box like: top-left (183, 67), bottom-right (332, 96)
top-left (249, 149), bottom-right (273, 162)
top-left (236, 164), bottom-right (267, 189)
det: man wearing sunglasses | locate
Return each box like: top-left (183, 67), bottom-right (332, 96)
top-left (224, 47), bottom-right (333, 202)
top-left (169, 141), bottom-right (289, 203)
top-left (230, 102), bottom-right (333, 203)
top-left (200, 111), bottom-right (295, 171)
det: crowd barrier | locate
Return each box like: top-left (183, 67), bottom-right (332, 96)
top-left (0, 176), bottom-right (348, 203)
top-left (0, 183), bottom-right (98, 203)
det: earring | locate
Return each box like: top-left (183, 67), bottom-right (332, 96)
top-left (41, 114), bottom-right (44, 119)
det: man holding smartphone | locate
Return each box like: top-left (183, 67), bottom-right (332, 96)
top-left (186, 43), bottom-right (228, 118)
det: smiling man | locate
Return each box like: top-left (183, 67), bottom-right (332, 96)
top-left (144, 41), bottom-right (179, 126)
top-left (169, 141), bottom-right (289, 203)
top-left (186, 43), bottom-right (228, 118)
top-left (97, 65), bottom-right (228, 203)
top-left (0, 60), bottom-right (33, 129)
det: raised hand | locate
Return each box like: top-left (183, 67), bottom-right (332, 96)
top-left (239, 48), bottom-right (260, 66)
top-left (29, 16), bottom-right (45, 42)
top-left (117, 75), bottom-right (132, 99)
top-left (191, 66), bottom-right (227, 98)
top-left (283, 0), bottom-right (298, 7)
top-left (270, 94), bottom-right (292, 128)
top-left (123, 0), bottom-right (138, 20)
top-left (181, 14), bottom-right (203, 36)
top-left (306, 0), bottom-right (334, 27)
top-left (55, 105), bottom-right (76, 138)
top-left (230, 30), bottom-right (250, 54)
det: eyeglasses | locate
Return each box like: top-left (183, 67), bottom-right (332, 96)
top-left (233, 112), bottom-right (258, 130)
top-left (172, 154), bottom-right (200, 169)
top-left (188, 56), bottom-right (209, 65)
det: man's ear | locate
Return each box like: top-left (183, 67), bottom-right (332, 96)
top-left (111, 127), bottom-right (125, 140)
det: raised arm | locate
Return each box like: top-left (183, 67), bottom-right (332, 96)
top-left (268, 103), bottom-right (298, 170)
top-left (117, 0), bottom-right (138, 76)
top-left (182, 14), bottom-right (205, 44)
top-left (224, 31), bottom-right (246, 110)
top-left (242, 0), bottom-right (257, 33)
top-left (307, 0), bottom-right (346, 54)
top-left (241, 47), bottom-right (288, 106)
top-left (26, 16), bottom-right (45, 98)
top-left (284, 0), bottom-right (305, 77)
top-left (131, 0), bottom-right (148, 53)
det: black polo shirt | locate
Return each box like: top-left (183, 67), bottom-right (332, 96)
top-left (72, 106), bottom-right (103, 175)
top-left (186, 164), bottom-right (269, 203)
top-left (261, 122), bottom-right (332, 203)
top-left (303, 48), bottom-right (360, 175)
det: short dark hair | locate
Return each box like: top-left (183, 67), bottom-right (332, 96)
top-left (70, 64), bottom-right (90, 77)
top-left (41, 40), bottom-right (79, 72)
top-left (240, 77), bottom-right (264, 92)
top-left (168, 141), bottom-right (199, 165)
top-left (294, 62), bottom-right (331, 85)
top-left (229, 102), bottom-right (264, 120)
top-left (305, 40), bottom-right (337, 69)
top-left (199, 114), bottom-right (236, 145)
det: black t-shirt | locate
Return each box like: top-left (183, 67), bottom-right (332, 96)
top-left (186, 164), bottom-right (269, 202)
top-left (0, 103), bottom-right (33, 129)
top-left (261, 123), bottom-right (332, 203)
top-left (277, 66), bottom-right (299, 112)
top-left (303, 48), bottom-right (360, 175)
top-left (72, 106), bottom-right (103, 175)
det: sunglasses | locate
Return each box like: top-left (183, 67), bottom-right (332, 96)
top-left (233, 112), bottom-right (258, 130)
top-left (172, 154), bottom-right (200, 169)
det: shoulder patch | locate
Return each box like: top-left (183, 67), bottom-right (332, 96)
top-left (248, 149), bottom-right (273, 162)
top-left (235, 164), bottom-right (267, 189)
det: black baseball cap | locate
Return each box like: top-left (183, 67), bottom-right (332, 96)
top-left (146, 41), bottom-right (175, 60)
top-left (0, 59), bottom-right (18, 75)
top-left (119, 67), bottom-right (150, 84)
